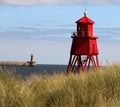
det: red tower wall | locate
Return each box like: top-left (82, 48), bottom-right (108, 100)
top-left (71, 37), bottom-right (89, 55)
top-left (71, 37), bottom-right (98, 55)
top-left (88, 24), bottom-right (93, 37)
top-left (89, 39), bottom-right (99, 55)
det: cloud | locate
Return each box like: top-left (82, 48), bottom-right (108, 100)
top-left (0, 0), bottom-right (119, 6)
top-left (87, 0), bottom-right (119, 5)
top-left (95, 27), bottom-right (120, 42)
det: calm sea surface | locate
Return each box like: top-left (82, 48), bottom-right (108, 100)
top-left (1, 64), bottom-right (67, 78)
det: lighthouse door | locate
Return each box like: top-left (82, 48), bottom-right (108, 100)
top-left (90, 44), bottom-right (94, 54)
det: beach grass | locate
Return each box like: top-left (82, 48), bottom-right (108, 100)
top-left (0, 65), bottom-right (119, 107)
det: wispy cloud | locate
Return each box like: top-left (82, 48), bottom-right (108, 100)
top-left (0, 0), bottom-right (119, 6)
top-left (0, 23), bottom-right (120, 41)
top-left (87, 0), bottom-right (119, 5)
top-left (0, 23), bottom-right (73, 40)
top-left (95, 27), bottom-right (120, 42)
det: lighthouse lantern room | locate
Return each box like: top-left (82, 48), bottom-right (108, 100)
top-left (67, 11), bottom-right (99, 74)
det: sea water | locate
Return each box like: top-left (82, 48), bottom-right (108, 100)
top-left (0, 64), bottom-right (67, 78)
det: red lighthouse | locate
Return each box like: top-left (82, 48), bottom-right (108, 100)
top-left (67, 11), bottom-right (99, 74)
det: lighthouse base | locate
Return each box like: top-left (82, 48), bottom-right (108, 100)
top-left (67, 54), bottom-right (99, 74)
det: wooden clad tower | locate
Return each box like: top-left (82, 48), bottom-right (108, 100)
top-left (67, 11), bottom-right (99, 74)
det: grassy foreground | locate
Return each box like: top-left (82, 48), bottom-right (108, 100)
top-left (0, 65), bottom-right (120, 107)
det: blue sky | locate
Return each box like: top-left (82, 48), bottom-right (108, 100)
top-left (0, 0), bottom-right (120, 65)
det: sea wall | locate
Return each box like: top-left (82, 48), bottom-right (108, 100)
top-left (0, 61), bottom-right (36, 66)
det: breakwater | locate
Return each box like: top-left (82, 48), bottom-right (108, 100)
top-left (0, 61), bottom-right (36, 66)
top-left (0, 54), bottom-right (36, 67)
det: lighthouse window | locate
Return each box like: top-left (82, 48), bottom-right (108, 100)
top-left (82, 31), bottom-right (84, 37)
